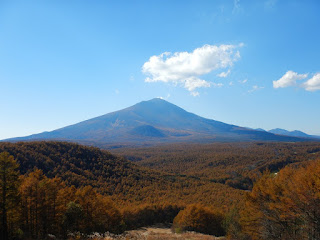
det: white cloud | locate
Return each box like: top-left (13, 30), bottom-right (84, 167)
top-left (301, 73), bottom-right (320, 91)
top-left (157, 94), bottom-right (171, 100)
top-left (273, 70), bottom-right (308, 88)
top-left (248, 85), bottom-right (264, 93)
top-left (142, 44), bottom-right (242, 95)
top-left (184, 76), bottom-right (211, 91)
top-left (229, 81), bottom-right (233, 86)
top-left (190, 91), bottom-right (200, 97)
top-left (233, 0), bottom-right (243, 14)
top-left (212, 83), bottom-right (224, 88)
top-left (217, 69), bottom-right (231, 78)
top-left (239, 79), bottom-right (247, 84)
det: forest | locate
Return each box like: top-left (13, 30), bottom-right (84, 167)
top-left (1, 141), bottom-right (320, 239)
top-left (113, 142), bottom-right (320, 190)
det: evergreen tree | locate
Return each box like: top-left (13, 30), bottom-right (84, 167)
top-left (0, 152), bottom-right (20, 240)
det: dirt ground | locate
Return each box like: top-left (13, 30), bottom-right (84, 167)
top-left (100, 226), bottom-right (225, 240)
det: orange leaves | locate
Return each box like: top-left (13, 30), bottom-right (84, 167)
top-left (0, 152), bottom-right (20, 240)
top-left (173, 204), bottom-right (225, 236)
top-left (74, 186), bottom-right (122, 233)
top-left (242, 159), bottom-right (320, 239)
top-left (122, 203), bottom-right (181, 230)
top-left (19, 169), bottom-right (124, 237)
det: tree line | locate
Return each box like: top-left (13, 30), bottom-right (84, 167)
top-left (2, 141), bottom-right (320, 239)
top-left (0, 141), bottom-right (243, 209)
top-left (114, 142), bottom-right (320, 190)
top-left (0, 151), bottom-right (226, 240)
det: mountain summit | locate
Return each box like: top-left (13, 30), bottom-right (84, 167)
top-left (4, 98), bottom-right (312, 146)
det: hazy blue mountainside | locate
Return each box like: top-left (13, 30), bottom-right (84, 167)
top-left (254, 128), bottom-right (319, 139)
top-left (268, 128), bottom-right (320, 138)
top-left (3, 98), bottom-right (315, 146)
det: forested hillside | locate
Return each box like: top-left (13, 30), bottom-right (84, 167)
top-left (0, 141), bottom-right (156, 194)
top-left (239, 159), bottom-right (320, 239)
top-left (1, 141), bottom-right (320, 239)
top-left (113, 142), bottom-right (320, 190)
top-left (0, 141), bottom-right (243, 207)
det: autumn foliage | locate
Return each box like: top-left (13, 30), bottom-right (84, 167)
top-left (0, 152), bottom-right (20, 240)
top-left (1, 141), bottom-right (320, 239)
top-left (18, 169), bottom-right (123, 239)
top-left (241, 159), bottom-right (320, 240)
top-left (114, 142), bottom-right (320, 190)
top-left (0, 141), bottom-right (244, 208)
top-left (173, 204), bottom-right (225, 236)
top-left (0, 151), bottom-right (185, 239)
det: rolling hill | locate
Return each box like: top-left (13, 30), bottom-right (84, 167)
top-left (3, 98), bottom-right (315, 146)
top-left (113, 141), bottom-right (320, 190)
top-left (0, 141), bottom-right (243, 207)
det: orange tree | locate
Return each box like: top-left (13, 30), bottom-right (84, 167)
top-left (0, 152), bottom-right (20, 240)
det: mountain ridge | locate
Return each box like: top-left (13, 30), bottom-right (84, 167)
top-left (254, 128), bottom-right (320, 139)
top-left (268, 128), bottom-right (319, 138)
top-left (3, 98), bottom-right (317, 146)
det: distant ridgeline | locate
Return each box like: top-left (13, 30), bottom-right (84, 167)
top-left (4, 98), bottom-right (318, 148)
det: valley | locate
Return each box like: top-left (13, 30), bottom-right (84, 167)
top-left (1, 140), bottom-right (320, 239)
top-left (113, 142), bottom-right (320, 190)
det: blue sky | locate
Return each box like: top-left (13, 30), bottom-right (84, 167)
top-left (1, 0), bottom-right (320, 140)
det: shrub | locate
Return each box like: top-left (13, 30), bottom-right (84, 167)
top-left (173, 204), bottom-right (225, 236)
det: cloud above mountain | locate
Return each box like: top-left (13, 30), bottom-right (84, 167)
top-left (273, 71), bottom-right (320, 91)
top-left (301, 73), bottom-right (320, 91)
top-left (273, 71), bottom-right (308, 88)
top-left (217, 69), bottom-right (231, 78)
top-left (142, 44), bottom-right (242, 96)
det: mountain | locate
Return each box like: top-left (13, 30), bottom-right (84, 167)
top-left (255, 128), bottom-right (267, 132)
top-left (3, 98), bottom-right (315, 146)
top-left (268, 128), bottom-right (319, 139)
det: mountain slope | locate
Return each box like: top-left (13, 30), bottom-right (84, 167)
top-left (268, 128), bottom-right (319, 138)
top-left (0, 141), bottom-right (244, 207)
top-left (4, 98), bottom-right (314, 145)
top-left (0, 141), bottom-right (153, 194)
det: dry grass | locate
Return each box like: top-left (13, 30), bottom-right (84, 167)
top-left (87, 227), bottom-right (225, 240)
